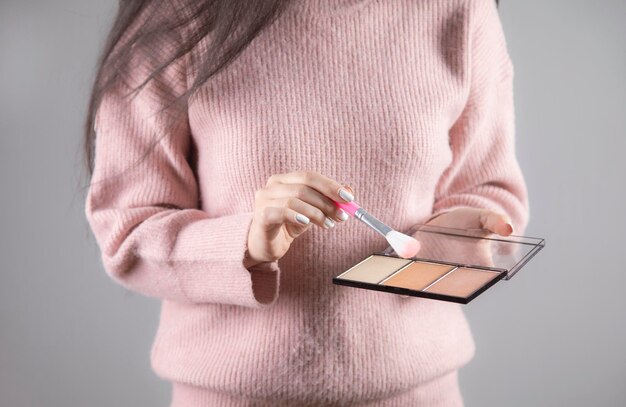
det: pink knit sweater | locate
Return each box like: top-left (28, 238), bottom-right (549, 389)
top-left (85, 0), bottom-right (529, 404)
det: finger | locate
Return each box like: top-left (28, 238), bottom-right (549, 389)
top-left (478, 210), bottom-right (513, 236)
top-left (273, 197), bottom-right (337, 230)
top-left (261, 183), bottom-right (349, 223)
top-left (266, 170), bottom-right (355, 203)
top-left (343, 184), bottom-right (354, 196)
top-left (258, 205), bottom-right (312, 238)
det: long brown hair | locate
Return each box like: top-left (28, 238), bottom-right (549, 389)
top-left (83, 0), bottom-right (290, 180)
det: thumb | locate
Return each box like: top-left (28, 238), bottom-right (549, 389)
top-left (479, 209), bottom-right (513, 236)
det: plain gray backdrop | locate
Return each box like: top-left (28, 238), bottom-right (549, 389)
top-left (1, 0), bottom-right (625, 406)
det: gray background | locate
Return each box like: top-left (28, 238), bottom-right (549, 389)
top-left (1, 0), bottom-right (624, 406)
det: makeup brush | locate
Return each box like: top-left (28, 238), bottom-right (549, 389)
top-left (333, 200), bottom-right (421, 258)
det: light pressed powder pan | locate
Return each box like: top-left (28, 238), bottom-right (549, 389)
top-left (338, 255), bottom-right (412, 284)
top-left (333, 224), bottom-right (545, 304)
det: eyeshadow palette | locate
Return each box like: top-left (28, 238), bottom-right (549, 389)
top-left (333, 224), bottom-right (545, 304)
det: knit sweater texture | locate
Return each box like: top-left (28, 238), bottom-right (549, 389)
top-left (84, 0), bottom-right (529, 404)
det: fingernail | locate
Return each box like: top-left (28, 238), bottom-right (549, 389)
top-left (338, 188), bottom-right (354, 202)
top-left (295, 213), bottom-right (310, 225)
top-left (506, 223), bottom-right (514, 234)
top-left (324, 217), bottom-right (335, 228)
top-left (336, 208), bottom-right (349, 221)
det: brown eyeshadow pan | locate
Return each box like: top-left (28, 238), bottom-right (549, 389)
top-left (423, 267), bottom-right (500, 298)
top-left (380, 261), bottom-right (455, 291)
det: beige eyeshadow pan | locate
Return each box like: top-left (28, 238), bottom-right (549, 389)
top-left (423, 267), bottom-right (500, 298)
top-left (336, 255), bottom-right (412, 284)
top-left (380, 261), bottom-right (455, 291)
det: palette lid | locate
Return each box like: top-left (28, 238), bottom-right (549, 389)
top-left (382, 224), bottom-right (545, 279)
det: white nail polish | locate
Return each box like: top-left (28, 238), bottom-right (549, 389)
top-left (336, 208), bottom-right (349, 221)
top-left (338, 188), bottom-right (354, 202)
top-left (324, 217), bottom-right (335, 228)
top-left (295, 213), bottom-right (310, 224)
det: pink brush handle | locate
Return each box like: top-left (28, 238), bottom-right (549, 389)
top-left (333, 199), bottom-right (361, 217)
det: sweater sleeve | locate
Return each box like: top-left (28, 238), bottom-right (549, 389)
top-left (84, 13), bottom-right (280, 308)
top-left (428, 0), bottom-right (530, 235)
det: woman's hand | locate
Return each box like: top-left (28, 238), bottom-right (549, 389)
top-left (245, 171), bottom-right (355, 268)
top-left (425, 207), bottom-right (514, 236)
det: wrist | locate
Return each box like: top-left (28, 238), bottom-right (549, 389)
top-left (243, 248), bottom-right (264, 270)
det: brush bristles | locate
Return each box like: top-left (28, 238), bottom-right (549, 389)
top-left (385, 230), bottom-right (421, 258)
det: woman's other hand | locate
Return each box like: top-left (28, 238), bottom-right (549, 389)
top-left (245, 171), bottom-right (355, 268)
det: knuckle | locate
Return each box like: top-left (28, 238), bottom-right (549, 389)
top-left (286, 197), bottom-right (299, 208)
top-left (297, 170), bottom-right (313, 183)
top-left (260, 206), bottom-right (273, 223)
top-left (293, 185), bottom-right (307, 199)
top-left (280, 206), bottom-right (291, 221)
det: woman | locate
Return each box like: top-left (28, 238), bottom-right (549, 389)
top-left (83, 0), bottom-right (528, 405)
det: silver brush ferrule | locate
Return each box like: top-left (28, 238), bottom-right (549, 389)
top-left (353, 207), bottom-right (393, 237)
